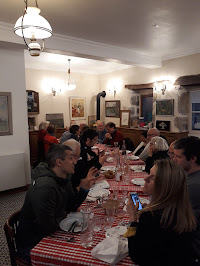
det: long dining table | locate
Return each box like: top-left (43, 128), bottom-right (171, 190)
top-left (30, 145), bottom-right (148, 266)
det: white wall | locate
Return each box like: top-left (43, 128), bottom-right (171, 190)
top-left (0, 47), bottom-right (31, 190)
top-left (25, 69), bottom-right (100, 128)
top-left (99, 53), bottom-right (200, 133)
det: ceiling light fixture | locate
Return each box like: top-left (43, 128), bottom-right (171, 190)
top-left (66, 59), bottom-right (76, 90)
top-left (14, 0), bottom-right (52, 56)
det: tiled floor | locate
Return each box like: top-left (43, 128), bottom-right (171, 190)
top-left (0, 188), bottom-right (26, 266)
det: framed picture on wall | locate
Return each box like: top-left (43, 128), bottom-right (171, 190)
top-left (105, 100), bottom-right (120, 118)
top-left (120, 110), bottom-right (131, 127)
top-left (88, 115), bottom-right (96, 128)
top-left (46, 113), bottom-right (64, 128)
top-left (70, 97), bottom-right (86, 120)
top-left (26, 90), bottom-right (39, 115)
top-left (156, 120), bottom-right (170, 131)
top-left (0, 92), bottom-right (13, 136)
top-left (156, 99), bottom-right (174, 116)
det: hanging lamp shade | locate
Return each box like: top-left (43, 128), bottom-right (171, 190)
top-left (67, 59), bottom-right (76, 90)
top-left (14, 7), bottom-right (52, 39)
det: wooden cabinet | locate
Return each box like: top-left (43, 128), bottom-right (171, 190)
top-left (29, 128), bottom-right (66, 166)
top-left (117, 127), bottom-right (188, 147)
top-left (29, 130), bottom-right (38, 166)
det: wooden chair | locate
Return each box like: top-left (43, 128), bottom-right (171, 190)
top-left (4, 209), bottom-right (31, 266)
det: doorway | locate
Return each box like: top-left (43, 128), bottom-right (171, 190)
top-left (141, 94), bottom-right (153, 123)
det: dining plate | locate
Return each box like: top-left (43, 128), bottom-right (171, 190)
top-left (59, 212), bottom-right (86, 233)
top-left (128, 155), bottom-right (140, 161)
top-left (91, 146), bottom-right (98, 150)
top-left (88, 188), bottom-right (110, 199)
top-left (130, 165), bottom-right (145, 171)
top-left (105, 226), bottom-right (127, 239)
top-left (139, 197), bottom-right (150, 205)
top-left (131, 178), bottom-right (145, 186)
top-left (101, 166), bottom-right (116, 172)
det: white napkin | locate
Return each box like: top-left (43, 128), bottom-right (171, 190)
top-left (106, 157), bottom-right (113, 162)
top-left (91, 236), bottom-right (128, 265)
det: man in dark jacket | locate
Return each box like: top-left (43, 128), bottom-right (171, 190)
top-left (104, 122), bottom-right (124, 147)
top-left (16, 144), bottom-right (98, 263)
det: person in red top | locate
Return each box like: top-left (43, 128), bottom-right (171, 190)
top-left (104, 122), bottom-right (124, 147)
top-left (44, 126), bottom-right (58, 155)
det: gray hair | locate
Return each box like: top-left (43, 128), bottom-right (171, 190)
top-left (63, 139), bottom-right (80, 153)
top-left (151, 136), bottom-right (169, 151)
top-left (39, 121), bottom-right (50, 130)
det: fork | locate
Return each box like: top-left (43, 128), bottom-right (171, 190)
top-left (50, 235), bottom-right (75, 242)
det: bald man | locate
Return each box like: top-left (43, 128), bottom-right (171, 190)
top-left (139, 127), bottom-right (160, 161)
top-left (97, 121), bottom-right (107, 143)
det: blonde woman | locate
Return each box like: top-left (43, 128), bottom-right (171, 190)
top-left (145, 136), bottom-right (169, 173)
top-left (126, 160), bottom-right (197, 266)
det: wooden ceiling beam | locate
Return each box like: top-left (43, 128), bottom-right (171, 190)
top-left (125, 83), bottom-right (154, 90)
top-left (174, 74), bottom-right (200, 86)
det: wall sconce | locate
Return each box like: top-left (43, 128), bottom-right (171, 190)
top-left (14, 0), bottom-right (52, 56)
top-left (109, 85), bottom-right (117, 97)
top-left (52, 87), bottom-right (61, 97)
top-left (153, 80), bottom-right (171, 95)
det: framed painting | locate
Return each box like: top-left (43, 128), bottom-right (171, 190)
top-left (0, 92), bottom-right (13, 136)
top-left (105, 100), bottom-right (120, 118)
top-left (156, 120), bottom-right (170, 131)
top-left (70, 97), bottom-right (86, 120)
top-left (156, 99), bottom-right (174, 116)
top-left (27, 90), bottom-right (39, 115)
top-left (120, 110), bottom-right (131, 127)
top-left (88, 115), bottom-right (96, 128)
top-left (46, 113), bottom-right (64, 128)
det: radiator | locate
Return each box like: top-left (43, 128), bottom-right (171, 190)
top-left (0, 153), bottom-right (26, 191)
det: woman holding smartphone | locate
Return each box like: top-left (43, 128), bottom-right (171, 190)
top-left (126, 159), bottom-right (197, 266)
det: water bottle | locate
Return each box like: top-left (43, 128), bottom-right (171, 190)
top-left (121, 140), bottom-right (126, 155)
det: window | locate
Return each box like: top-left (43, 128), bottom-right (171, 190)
top-left (190, 91), bottom-right (200, 131)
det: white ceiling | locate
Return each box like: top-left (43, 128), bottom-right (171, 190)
top-left (1, 0), bottom-right (200, 73)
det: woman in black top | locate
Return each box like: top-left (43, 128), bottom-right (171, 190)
top-left (126, 159), bottom-right (197, 266)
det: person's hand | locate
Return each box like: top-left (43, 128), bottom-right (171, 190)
top-left (99, 152), bottom-right (109, 165)
top-left (78, 167), bottom-right (99, 190)
top-left (105, 133), bottom-right (112, 139)
top-left (127, 193), bottom-right (138, 222)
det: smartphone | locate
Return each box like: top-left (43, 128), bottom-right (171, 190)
top-left (130, 192), bottom-right (143, 210)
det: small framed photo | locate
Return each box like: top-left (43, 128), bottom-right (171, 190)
top-left (156, 99), bottom-right (174, 116)
top-left (0, 92), bottom-right (13, 136)
top-left (120, 110), bottom-right (131, 127)
top-left (156, 120), bottom-right (170, 131)
top-left (70, 97), bottom-right (86, 120)
top-left (105, 100), bottom-right (120, 118)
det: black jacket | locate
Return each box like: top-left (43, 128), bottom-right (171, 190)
top-left (16, 163), bottom-right (88, 249)
top-left (71, 141), bottom-right (102, 187)
top-left (145, 150), bottom-right (169, 173)
top-left (128, 210), bottom-right (195, 266)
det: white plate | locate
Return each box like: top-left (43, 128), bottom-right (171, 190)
top-left (139, 197), bottom-right (150, 205)
top-left (131, 178), bottom-right (145, 186)
top-left (59, 212), bottom-right (86, 233)
top-left (105, 226), bottom-right (127, 238)
top-left (106, 157), bottom-right (113, 163)
top-left (128, 155), bottom-right (140, 161)
top-left (101, 166), bottom-right (116, 172)
top-left (130, 165), bottom-right (145, 171)
top-left (88, 188), bottom-right (110, 198)
top-left (91, 146), bottom-right (98, 150)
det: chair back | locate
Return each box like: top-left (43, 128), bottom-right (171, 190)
top-left (4, 209), bottom-right (30, 266)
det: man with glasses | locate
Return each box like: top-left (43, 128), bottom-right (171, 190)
top-left (139, 127), bottom-right (160, 161)
top-left (174, 136), bottom-right (200, 264)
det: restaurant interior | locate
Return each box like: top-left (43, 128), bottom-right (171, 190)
top-left (1, 0), bottom-right (200, 265)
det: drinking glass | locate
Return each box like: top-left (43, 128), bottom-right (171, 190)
top-left (80, 207), bottom-right (93, 248)
top-left (114, 142), bottom-right (118, 148)
top-left (104, 207), bottom-right (115, 230)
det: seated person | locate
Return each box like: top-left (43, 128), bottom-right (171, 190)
top-left (60, 125), bottom-right (80, 144)
top-left (16, 144), bottom-right (98, 263)
top-left (43, 125), bottom-right (58, 155)
top-left (145, 136), bottom-right (169, 173)
top-left (168, 140), bottom-right (176, 159)
top-left (69, 129), bottom-right (107, 187)
top-left (126, 159), bottom-right (197, 266)
top-left (133, 130), bottom-right (149, 156)
top-left (139, 127), bottom-right (160, 161)
top-left (96, 121), bottom-right (107, 143)
top-left (104, 122), bottom-right (124, 147)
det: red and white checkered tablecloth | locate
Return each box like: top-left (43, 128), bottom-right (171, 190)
top-left (31, 144), bottom-right (148, 265)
